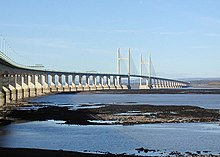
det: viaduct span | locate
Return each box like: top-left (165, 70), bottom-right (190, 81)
top-left (0, 51), bottom-right (189, 107)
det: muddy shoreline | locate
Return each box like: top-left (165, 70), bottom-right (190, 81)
top-left (3, 103), bottom-right (220, 125)
top-left (0, 102), bottom-right (220, 157)
top-left (1, 147), bottom-right (219, 157)
top-left (0, 147), bottom-right (137, 157)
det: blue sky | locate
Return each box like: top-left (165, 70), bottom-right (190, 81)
top-left (0, 0), bottom-right (220, 78)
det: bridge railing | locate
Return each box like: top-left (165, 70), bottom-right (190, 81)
top-left (130, 74), bottom-right (190, 85)
top-left (0, 51), bottom-right (130, 77)
top-left (0, 51), bottom-right (43, 71)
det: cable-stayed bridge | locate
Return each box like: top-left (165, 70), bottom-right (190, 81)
top-left (0, 48), bottom-right (189, 107)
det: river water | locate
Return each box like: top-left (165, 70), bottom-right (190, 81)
top-left (30, 93), bottom-right (220, 109)
top-left (0, 94), bottom-right (220, 156)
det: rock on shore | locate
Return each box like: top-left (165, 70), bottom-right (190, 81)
top-left (0, 147), bottom-right (219, 157)
top-left (5, 104), bottom-right (220, 125)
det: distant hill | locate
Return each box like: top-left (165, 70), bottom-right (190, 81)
top-left (181, 78), bottom-right (220, 88)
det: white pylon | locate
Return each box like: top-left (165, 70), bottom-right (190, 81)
top-left (117, 48), bottom-right (131, 75)
top-left (148, 52), bottom-right (151, 80)
top-left (117, 48), bottom-right (120, 74)
top-left (139, 52), bottom-right (152, 88)
top-left (116, 48), bottom-right (131, 88)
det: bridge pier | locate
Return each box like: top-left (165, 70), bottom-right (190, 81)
top-left (164, 81), bottom-right (168, 88)
top-left (89, 76), bottom-right (97, 90)
top-left (139, 78), bottom-right (149, 89)
top-left (109, 76), bottom-right (116, 90)
top-left (104, 77), bottom-right (110, 90)
top-left (35, 75), bottom-right (43, 96)
top-left (115, 76), bottom-right (122, 89)
top-left (76, 75), bottom-right (83, 91)
top-left (2, 87), bottom-right (10, 105)
top-left (138, 78), bottom-right (188, 89)
top-left (50, 75), bottom-right (57, 92)
top-left (151, 79), bottom-right (155, 89)
top-left (113, 76), bottom-right (117, 89)
top-left (0, 92), bottom-right (5, 108)
top-left (171, 81), bottom-right (176, 88)
top-left (70, 85), bottom-right (77, 91)
top-left (2, 74), bottom-right (12, 104)
top-left (0, 70), bottom-right (5, 107)
top-left (83, 76), bottom-right (90, 91)
top-left (2, 74), bottom-right (26, 103)
top-left (169, 81), bottom-right (173, 89)
top-left (28, 75), bottom-right (36, 97)
top-left (161, 80), bottom-right (166, 88)
top-left (95, 76), bottom-right (103, 90)
top-left (97, 77), bottom-right (103, 90)
top-left (16, 75), bottom-right (23, 100)
top-left (154, 79), bottom-right (160, 89)
top-left (7, 74), bottom-right (17, 102)
top-left (63, 75), bottom-right (70, 92)
top-left (70, 75), bottom-right (77, 91)
top-left (168, 81), bottom-right (172, 88)
top-left (23, 75), bottom-right (29, 97)
top-left (42, 74), bottom-right (50, 94)
top-left (157, 79), bottom-right (162, 89)
top-left (56, 75), bottom-right (63, 92)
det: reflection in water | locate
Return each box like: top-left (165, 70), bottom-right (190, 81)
top-left (29, 94), bottom-right (220, 109)
top-left (0, 121), bottom-right (220, 155)
top-left (0, 126), bottom-right (11, 147)
top-left (1, 94), bottom-right (220, 156)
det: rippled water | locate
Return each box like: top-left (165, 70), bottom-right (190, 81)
top-left (0, 121), bottom-right (220, 156)
top-left (29, 93), bottom-right (220, 109)
top-left (0, 94), bottom-right (220, 156)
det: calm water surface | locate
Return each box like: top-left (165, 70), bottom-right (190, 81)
top-left (29, 94), bottom-right (220, 109)
top-left (0, 94), bottom-right (220, 155)
top-left (0, 121), bottom-right (220, 155)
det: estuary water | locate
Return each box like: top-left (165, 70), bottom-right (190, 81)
top-left (0, 94), bottom-right (220, 156)
top-left (29, 93), bottom-right (220, 109)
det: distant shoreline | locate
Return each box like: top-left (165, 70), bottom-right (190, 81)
top-left (60, 88), bottom-right (220, 95)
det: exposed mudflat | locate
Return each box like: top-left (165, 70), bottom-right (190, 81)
top-left (89, 104), bottom-right (220, 125)
top-left (0, 147), bottom-right (138, 157)
top-left (0, 147), bottom-right (219, 157)
top-left (1, 103), bottom-right (220, 157)
top-left (4, 103), bottom-right (220, 125)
